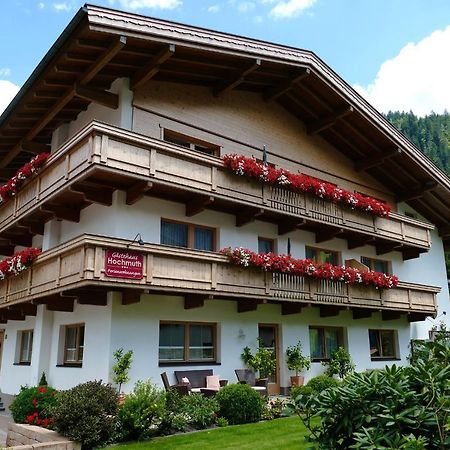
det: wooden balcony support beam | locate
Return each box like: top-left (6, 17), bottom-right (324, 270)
top-left (184, 295), bottom-right (205, 310)
top-left (315, 227), bottom-right (344, 244)
top-left (0, 244), bottom-right (15, 255)
top-left (281, 302), bottom-right (303, 315)
top-left (347, 236), bottom-right (376, 250)
top-left (396, 180), bottom-right (437, 203)
top-left (214, 59), bottom-right (261, 96)
top-left (306, 106), bottom-right (353, 135)
top-left (381, 310), bottom-right (403, 321)
top-left (355, 148), bottom-right (402, 172)
top-left (264, 68), bottom-right (310, 102)
top-left (63, 288), bottom-right (108, 306)
top-left (74, 85), bottom-right (118, 109)
top-left (17, 220), bottom-right (45, 235)
top-left (34, 295), bottom-right (75, 312)
top-left (402, 248), bottom-right (423, 261)
top-left (1, 233), bottom-right (32, 247)
top-left (319, 306), bottom-right (342, 318)
top-left (407, 312), bottom-right (427, 323)
top-left (21, 141), bottom-right (50, 154)
top-left (186, 195), bottom-right (214, 217)
top-left (40, 203), bottom-right (80, 222)
top-left (70, 183), bottom-right (114, 206)
top-left (131, 44), bottom-right (175, 89)
top-left (126, 181), bottom-right (153, 205)
top-left (376, 242), bottom-right (403, 256)
top-left (8, 303), bottom-right (37, 317)
top-left (439, 225), bottom-right (450, 238)
top-left (1, 310), bottom-right (25, 321)
top-left (278, 219), bottom-right (306, 236)
top-left (237, 299), bottom-right (259, 313)
top-left (121, 289), bottom-right (142, 306)
top-left (236, 208), bottom-right (264, 227)
top-left (352, 309), bottom-right (373, 320)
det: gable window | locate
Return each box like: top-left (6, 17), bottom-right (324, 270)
top-left (361, 257), bottom-right (390, 274)
top-left (19, 330), bottom-right (33, 364)
top-left (159, 322), bottom-right (216, 364)
top-left (305, 246), bottom-right (340, 265)
top-left (369, 329), bottom-right (398, 360)
top-left (258, 237), bottom-right (275, 254)
top-left (309, 326), bottom-right (344, 361)
top-left (163, 129), bottom-right (220, 156)
top-left (64, 324), bottom-right (85, 365)
top-left (161, 219), bottom-right (215, 252)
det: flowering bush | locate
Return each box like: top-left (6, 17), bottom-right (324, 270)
top-left (0, 247), bottom-right (41, 280)
top-left (223, 154), bottom-right (391, 217)
top-left (262, 398), bottom-right (289, 420)
top-left (221, 247), bottom-right (399, 289)
top-left (10, 385), bottom-right (57, 428)
top-left (0, 153), bottom-right (49, 205)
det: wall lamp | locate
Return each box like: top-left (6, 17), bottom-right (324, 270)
top-left (127, 233), bottom-right (145, 248)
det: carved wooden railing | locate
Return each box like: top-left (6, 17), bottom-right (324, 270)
top-left (0, 122), bottom-right (433, 250)
top-left (0, 234), bottom-right (439, 315)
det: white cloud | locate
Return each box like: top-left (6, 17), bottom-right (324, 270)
top-left (354, 26), bottom-right (450, 117)
top-left (237, 1), bottom-right (255, 12)
top-left (254, 15), bottom-right (263, 23)
top-left (207, 4), bottom-right (220, 13)
top-left (115, 0), bottom-right (182, 9)
top-left (269, 0), bottom-right (316, 19)
top-left (0, 80), bottom-right (20, 116)
top-left (0, 68), bottom-right (11, 77)
top-left (38, 2), bottom-right (45, 8)
top-left (53, 2), bottom-right (71, 11)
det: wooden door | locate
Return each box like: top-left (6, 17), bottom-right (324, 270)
top-left (258, 324), bottom-right (280, 395)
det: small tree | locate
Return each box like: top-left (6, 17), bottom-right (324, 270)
top-left (112, 348), bottom-right (133, 393)
top-left (241, 340), bottom-right (276, 379)
top-left (39, 372), bottom-right (48, 386)
top-left (286, 341), bottom-right (311, 376)
top-left (322, 347), bottom-right (355, 379)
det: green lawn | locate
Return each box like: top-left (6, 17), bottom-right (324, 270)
top-left (115, 416), bottom-right (313, 450)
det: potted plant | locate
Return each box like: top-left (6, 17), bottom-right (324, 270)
top-left (322, 347), bottom-right (355, 379)
top-left (112, 347), bottom-right (133, 403)
top-left (286, 341), bottom-right (310, 386)
top-left (241, 339), bottom-right (276, 381)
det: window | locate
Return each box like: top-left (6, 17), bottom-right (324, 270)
top-left (305, 246), bottom-right (339, 265)
top-left (19, 330), bottom-right (33, 364)
top-left (361, 257), bottom-right (390, 274)
top-left (64, 324), bottom-right (85, 365)
top-left (163, 129), bottom-right (220, 156)
top-left (159, 322), bottom-right (216, 363)
top-left (369, 329), bottom-right (398, 360)
top-left (258, 237), bottom-right (274, 254)
top-left (309, 326), bottom-right (344, 361)
top-left (161, 219), bottom-right (216, 251)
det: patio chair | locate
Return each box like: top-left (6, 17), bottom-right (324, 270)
top-left (235, 369), bottom-right (268, 396)
top-left (160, 372), bottom-right (189, 396)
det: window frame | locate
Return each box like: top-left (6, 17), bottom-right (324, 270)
top-left (18, 329), bottom-right (33, 365)
top-left (360, 256), bottom-right (391, 274)
top-left (163, 129), bottom-right (220, 156)
top-left (309, 326), bottom-right (345, 362)
top-left (369, 329), bottom-right (399, 360)
top-left (63, 323), bottom-right (85, 366)
top-left (160, 218), bottom-right (217, 252)
top-left (305, 246), bottom-right (341, 265)
top-left (159, 321), bottom-right (217, 365)
top-left (258, 237), bottom-right (275, 254)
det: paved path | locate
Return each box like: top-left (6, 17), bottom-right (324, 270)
top-left (0, 394), bottom-right (14, 447)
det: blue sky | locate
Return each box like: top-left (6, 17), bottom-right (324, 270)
top-left (1, 0), bottom-right (450, 116)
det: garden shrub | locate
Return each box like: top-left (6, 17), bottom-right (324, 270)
top-left (10, 385), bottom-right (57, 427)
top-left (322, 346), bottom-right (355, 379)
top-left (262, 397), bottom-right (290, 420)
top-left (290, 375), bottom-right (338, 404)
top-left (51, 380), bottom-right (118, 450)
top-left (289, 328), bottom-right (450, 449)
top-left (215, 383), bottom-right (263, 425)
top-left (117, 380), bottom-right (165, 441)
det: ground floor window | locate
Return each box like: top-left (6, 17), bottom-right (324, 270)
top-left (19, 330), bottom-right (33, 364)
top-left (309, 326), bottom-right (344, 361)
top-left (369, 329), bottom-right (398, 359)
top-left (64, 324), bottom-right (85, 365)
top-left (159, 322), bottom-right (216, 364)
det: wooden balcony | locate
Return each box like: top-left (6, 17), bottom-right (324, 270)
top-left (0, 235), bottom-right (439, 322)
top-left (0, 122), bottom-right (433, 259)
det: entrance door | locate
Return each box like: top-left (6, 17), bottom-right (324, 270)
top-left (258, 324), bottom-right (280, 395)
top-left (0, 330), bottom-right (4, 372)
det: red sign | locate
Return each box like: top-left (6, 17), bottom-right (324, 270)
top-left (105, 249), bottom-right (144, 280)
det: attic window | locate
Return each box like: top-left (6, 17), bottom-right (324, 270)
top-left (163, 129), bottom-right (220, 156)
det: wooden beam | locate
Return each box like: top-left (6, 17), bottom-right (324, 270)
top-left (186, 195), bottom-right (214, 217)
top-left (0, 244), bottom-right (15, 255)
top-left (1, 233), bottom-right (32, 247)
top-left (131, 44), bottom-right (175, 89)
top-left (63, 289), bottom-right (108, 306)
top-left (122, 289), bottom-right (141, 306)
top-left (306, 106), bottom-right (353, 135)
top-left (21, 141), bottom-right (50, 154)
top-left (347, 236), bottom-right (376, 250)
top-left (236, 208), bottom-right (264, 227)
top-left (17, 220), bottom-right (45, 235)
top-left (376, 242), bottom-right (403, 256)
top-left (214, 59), bottom-right (261, 96)
top-left (237, 300), bottom-right (259, 313)
top-left (355, 148), bottom-right (402, 172)
top-left (8, 303), bottom-right (37, 317)
top-left (70, 183), bottom-right (114, 206)
top-left (381, 311), bottom-right (402, 321)
top-left (1, 310), bottom-right (25, 321)
top-left (34, 295), bottom-right (75, 312)
top-left (352, 309), bottom-right (373, 320)
top-left (126, 181), bottom-right (153, 205)
top-left (74, 85), bottom-right (118, 109)
top-left (264, 69), bottom-right (310, 102)
top-left (402, 248), bottom-right (423, 261)
top-left (439, 225), bottom-right (450, 239)
top-left (396, 181), bottom-right (438, 203)
top-left (320, 306), bottom-right (342, 318)
top-left (281, 303), bottom-right (303, 315)
top-left (184, 295), bottom-right (205, 310)
top-left (407, 312), bottom-right (427, 323)
top-left (278, 219), bottom-right (306, 236)
top-left (40, 204), bottom-right (80, 222)
top-left (315, 227), bottom-right (344, 244)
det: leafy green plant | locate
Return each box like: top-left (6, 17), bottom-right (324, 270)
top-left (10, 385), bottom-right (57, 428)
top-left (117, 379), bottom-right (165, 441)
top-left (38, 372), bottom-right (48, 386)
top-left (112, 348), bottom-right (133, 393)
top-left (215, 383), bottom-right (263, 425)
top-left (289, 375), bottom-right (339, 403)
top-left (322, 346), bottom-right (355, 379)
top-left (285, 341), bottom-right (310, 376)
top-left (241, 340), bottom-right (276, 378)
top-left (52, 380), bottom-right (118, 450)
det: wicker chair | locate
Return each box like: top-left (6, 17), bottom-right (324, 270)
top-left (160, 372), bottom-right (189, 396)
top-left (235, 369), bottom-right (268, 396)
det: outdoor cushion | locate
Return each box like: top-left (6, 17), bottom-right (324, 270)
top-left (191, 387), bottom-right (202, 393)
top-left (206, 375), bottom-right (220, 390)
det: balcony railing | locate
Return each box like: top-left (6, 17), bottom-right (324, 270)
top-left (0, 234), bottom-right (439, 317)
top-left (0, 122), bottom-right (433, 255)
